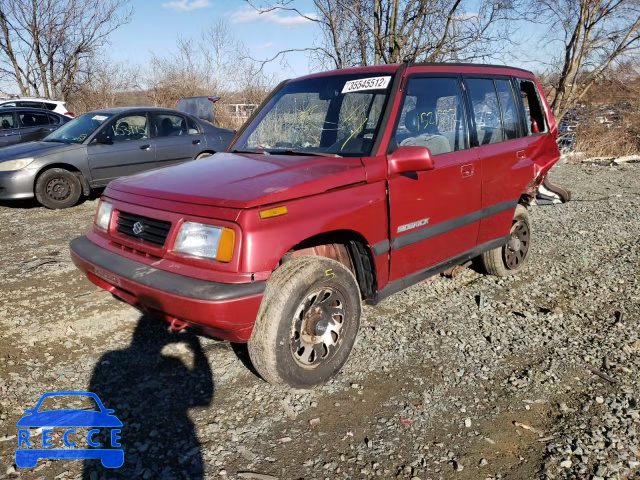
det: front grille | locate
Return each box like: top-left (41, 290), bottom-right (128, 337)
top-left (116, 211), bottom-right (172, 246)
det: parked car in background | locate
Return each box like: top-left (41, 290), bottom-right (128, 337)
top-left (0, 107), bottom-right (70, 148)
top-left (176, 96), bottom-right (222, 125)
top-left (0, 97), bottom-right (73, 117)
top-left (70, 63), bottom-right (569, 389)
top-left (0, 107), bottom-right (235, 208)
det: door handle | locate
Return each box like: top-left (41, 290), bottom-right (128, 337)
top-left (461, 164), bottom-right (474, 178)
top-left (140, 144), bottom-right (151, 150)
top-left (517, 150), bottom-right (526, 161)
top-left (192, 139), bottom-right (201, 145)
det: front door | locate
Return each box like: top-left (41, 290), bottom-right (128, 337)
top-left (152, 113), bottom-right (205, 168)
top-left (387, 75), bottom-right (482, 281)
top-left (87, 113), bottom-right (156, 184)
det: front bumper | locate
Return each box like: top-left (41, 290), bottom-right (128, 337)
top-left (70, 236), bottom-right (265, 342)
top-left (0, 169), bottom-right (36, 200)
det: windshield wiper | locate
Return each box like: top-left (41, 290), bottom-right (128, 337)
top-left (270, 149), bottom-right (340, 158)
top-left (43, 139), bottom-right (67, 143)
top-left (231, 148), bottom-right (269, 155)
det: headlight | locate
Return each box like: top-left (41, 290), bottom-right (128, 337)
top-left (95, 200), bottom-right (113, 230)
top-left (173, 222), bottom-right (235, 262)
top-left (0, 158), bottom-right (34, 172)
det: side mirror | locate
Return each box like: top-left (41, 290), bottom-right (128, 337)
top-left (387, 146), bottom-right (435, 176)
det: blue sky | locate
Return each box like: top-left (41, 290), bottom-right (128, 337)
top-left (108, 0), bottom-right (551, 83)
top-left (109, 0), bottom-right (319, 80)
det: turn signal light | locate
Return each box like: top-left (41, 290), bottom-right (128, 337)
top-left (259, 206), bottom-right (288, 219)
top-left (217, 228), bottom-right (236, 263)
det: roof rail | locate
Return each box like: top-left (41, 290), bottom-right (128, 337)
top-left (405, 61), bottom-right (534, 75)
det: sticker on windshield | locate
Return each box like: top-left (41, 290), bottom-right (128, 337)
top-left (342, 76), bottom-right (391, 94)
top-left (91, 115), bottom-right (108, 122)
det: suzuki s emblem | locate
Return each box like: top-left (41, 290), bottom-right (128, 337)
top-left (132, 221), bottom-right (145, 235)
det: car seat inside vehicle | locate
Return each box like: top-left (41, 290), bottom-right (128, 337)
top-left (400, 108), bottom-right (452, 155)
top-left (159, 117), bottom-right (174, 136)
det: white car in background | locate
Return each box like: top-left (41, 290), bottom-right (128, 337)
top-left (0, 97), bottom-right (74, 117)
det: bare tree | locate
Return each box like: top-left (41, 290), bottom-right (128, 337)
top-left (69, 57), bottom-right (141, 112)
top-left (245, 0), bottom-right (523, 70)
top-left (145, 19), bottom-right (276, 127)
top-left (0, 0), bottom-right (131, 99)
top-left (146, 20), bottom-right (242, 107)
top-left (535, 0), bottom-right (640, 121)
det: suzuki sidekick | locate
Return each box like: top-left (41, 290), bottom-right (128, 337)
top-left (71, 63), bottom-right (568, 388)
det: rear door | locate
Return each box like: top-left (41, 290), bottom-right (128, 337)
top-left (463, 76), bottom-right (529, 245)
top-left (87, 112), bottom-right (156, 184)
top-left (0, 111), bottom-right (19, 147)
top-left (152, 112), bottom-right (205, 168)
top-left (16, 110), bottom-right (52, 143)
top-left (387, 74), bottom-right (482, 281)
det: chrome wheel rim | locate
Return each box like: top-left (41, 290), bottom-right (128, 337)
top-left (290, 287), bottom-right (345, 368)
top-left (504, 219), bottom-right (530, 269)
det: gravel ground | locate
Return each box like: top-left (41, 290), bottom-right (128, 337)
top-left (0, 160), bottom-right (638, 480)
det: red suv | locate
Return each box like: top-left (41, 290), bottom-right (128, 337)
top-left (71, 63), bottom-right (568, 389)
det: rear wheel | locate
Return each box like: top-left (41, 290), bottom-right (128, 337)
top-left (35, 168), bottom-right (82, 209)
top-left (478, 204), bottom-right (531, 276)
top-left (196, 152), bottom-right (214, 159)
top-left (248, 256), bottom-right (361, 389)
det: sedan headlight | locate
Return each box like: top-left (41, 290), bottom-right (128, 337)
top-left (95, 200), bottom-right (113, 230)
top-left (173, 222), bottom-right (235, 262)
top-left (0, 158), bottom-right (34, 172)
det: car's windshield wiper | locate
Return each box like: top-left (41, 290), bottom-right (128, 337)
top-left (43, 139), bottom-right (67, 143)
top-left (231, 148), bottom-right (269, 155)
top-left (270, 149), bottom-right (340, 158)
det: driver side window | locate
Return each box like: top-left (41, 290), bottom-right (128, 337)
top-left (108, 115), bottom-right (149, 142)
top-left (392, 77), bottom-right (467, 155)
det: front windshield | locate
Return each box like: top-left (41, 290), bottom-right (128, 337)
top-left (233, 73), bottom-right (394, 157)
top-left (44, 112), bottom-right (113, 144)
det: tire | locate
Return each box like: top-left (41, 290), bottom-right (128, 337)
top-left (248, 256), bottom-right (361, 389)
top-left (478, 204), bottom-right (531, 276)
top-left (35, 168), bottom-right (82, 209)
top-left (196, 152), bottom-right (214, 159)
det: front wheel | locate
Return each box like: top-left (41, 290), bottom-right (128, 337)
top-left (478, 204), bottom-right (531, 276)
top-left (248, 256), bottom-right (361, 389)
top-left (35, 168), bottom-right (82, 209)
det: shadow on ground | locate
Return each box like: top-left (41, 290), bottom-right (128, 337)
top-left (82, 314), bottom-right (214, 479)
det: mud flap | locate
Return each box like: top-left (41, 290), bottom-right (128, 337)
top-left (535, 176), bottom-right (571, 205)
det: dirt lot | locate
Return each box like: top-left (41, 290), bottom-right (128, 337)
top-left (0, 160), bottom-right (638, 480)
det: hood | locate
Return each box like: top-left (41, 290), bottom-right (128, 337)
top-left (107, 152), bottom-right (366, 208)
top-left (0, 141), bottom-right (83, 161)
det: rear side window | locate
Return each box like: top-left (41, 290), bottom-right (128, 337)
top-left (18, 101), bottom-right (45, 109)
top-left (0, 112), bottom-right (16, 129)
top-left (392, 77), bottom-right (468, 155)
top-left (495, 80), bottom-right (519, 140)
top-left (466, 78), bottom-right (503, 146)
top-left (48, 114), bottom-right (60, 125)
top-left (44, 102), bottom-right (58, 111)
top-left (155, 114), bottom-right (187, 137)
top-left (518, 80), bottom-right (547, 135)
top-left (19, 111), bottom-right (50, 127)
